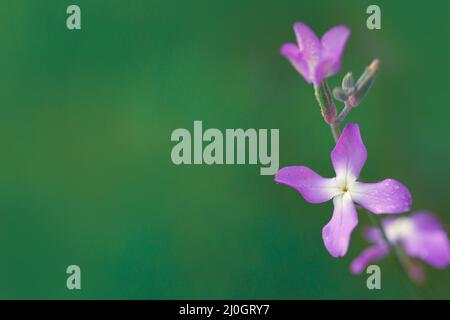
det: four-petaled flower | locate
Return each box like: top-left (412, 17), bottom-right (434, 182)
top-left (351, 212), bottom-right (450, 276)
top-left (275, 124), bottom-right (412, 257)
top-left (281, 22), bottom-right (350, 85)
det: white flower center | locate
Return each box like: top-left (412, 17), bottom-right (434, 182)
top-left (385, 218), bottom-right (415, 242)
top-left (336, 177), bottom-right (356, 195)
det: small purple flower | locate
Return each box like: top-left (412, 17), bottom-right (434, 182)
top-left (351, 212), bottom-right (450, 275)
top-left (281, 22), bottom-right (350, 85)
top-left (275, 124), bottom-right (412, 257)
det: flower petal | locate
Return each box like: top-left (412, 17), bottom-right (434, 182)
top-left (314, 58), bottom-right (339, 85)
top-left (321, 25), bottom-right (350, 71)
top-left (410, 211), bottom-right (444, 232)
top-left (350, 244), bottom-right (388, 274)
top-left (293, 22), bottom-right (321, 64)
top-left (403, 230), bottom-right (450, 269)
top-left (402, 212), bottom-right (450, 268)
top-left (280, 43), bottom-right (312, 83)
top-left (275, 166), bottom-right (340, 204)
top-left (331, 124), bottom-right (367, 183)
top-left (350, 179), bottom-right (412, 214)
top-left (363, 226), bottom-right (385, 244)
top-left (322, 193), bottom-right (358, 257)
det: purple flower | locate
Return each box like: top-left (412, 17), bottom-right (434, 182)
top-left (275, 124), bottom-right (412, 257)
top-left (281, 22), bottom-right (350, 85)
top-left (351, 212), bottom-right (450, 274)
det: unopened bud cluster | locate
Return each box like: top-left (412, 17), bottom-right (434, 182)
top-left (334, 59), bottom-right (380, 108)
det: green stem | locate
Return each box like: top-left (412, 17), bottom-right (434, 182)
top-left (330, 122), bottom-right (341, 142)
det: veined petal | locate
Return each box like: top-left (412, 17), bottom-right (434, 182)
top-left (322, 193), bottom-right (358, 257)
top-left (331, 124), bottom-right (367, 183)
top-left (350, 244), bottom-right (388, 274)
top-left (293, 22), bottom-right (321, 64)
top-left (275, 166), bottom-right (340, 204)
top-left (321, 25), bottom-right (350, 68)
top-left (403, 212), bottom-right (450, 268)
top-left (350, 179), bottom-right (412, 214)
top-left (280, 43), bottom-right (312, 83)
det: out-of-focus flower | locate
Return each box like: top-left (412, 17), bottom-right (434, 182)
top-left (281, 22), bottom-right (350, 85)
top-left (275, 124), bottom-right (412, 257)
top-left (351, 212), bottom-right (450, 274)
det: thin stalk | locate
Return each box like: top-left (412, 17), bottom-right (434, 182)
top-left (335, 102), bottom-right (352, 124)
top-left (330, 122), bottom-right (341, 142)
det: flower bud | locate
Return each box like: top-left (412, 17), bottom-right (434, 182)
top-left (314, 81), bottom-right (337, 124)
top-left (349, 59), bottom-right (380, 107)
top-left (342, 72), bottom-right (355, 95)
top-left (333, 87), bottom-right (348, 102)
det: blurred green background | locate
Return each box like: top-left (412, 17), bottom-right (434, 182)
top-left (0, 0), bottom-right (449, 299)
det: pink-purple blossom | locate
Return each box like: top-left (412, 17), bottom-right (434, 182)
top-left (351, 212), bottom-right (450, 275)
top-left (281, 22), bottom-right (350, 85)
top-left (275, 124), bottom-right (412, 257)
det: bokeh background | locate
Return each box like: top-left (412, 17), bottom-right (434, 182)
top-left (0, 0), bottom-right (449, 299)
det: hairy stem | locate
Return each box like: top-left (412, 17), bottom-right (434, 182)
top-left (330, 122), bottom-right (341, 142)
top-left (314, 81), bottom-right (337, 124)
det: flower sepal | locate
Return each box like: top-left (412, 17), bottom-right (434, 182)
top-left (314, 81), bottom-right (337, 124)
